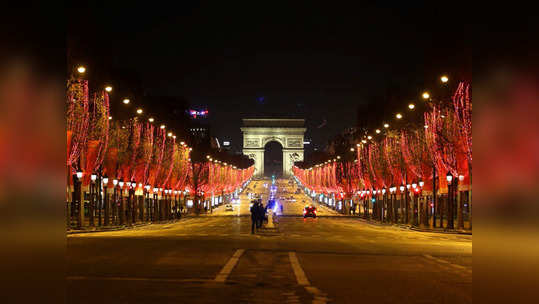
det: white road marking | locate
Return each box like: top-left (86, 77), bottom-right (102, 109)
top-left (214, 249), bottom-right (245, 282)
top-left (289, 252), bottom-right (310, 286)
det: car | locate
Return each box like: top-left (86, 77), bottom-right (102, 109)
top-left (225, 204), bottom-right (234, 211)
top-left (303, 205), bottom-right (317, 218)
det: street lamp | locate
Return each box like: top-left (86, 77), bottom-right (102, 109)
top-left (105, 86), bottom-right (112, 92)
top-left (119, 180), bottom-right (124, 188)
top-left (148, 117), bottom-right (154, 123)
top-left (112, 179), bottom-right (118, 186)
top-left (367, 135), bottom-right (372, 140)
top-left (396, 113), bottom-right (403, 119)
top-left (422, 92), bottom-right (430, 100)
top-left (419, 180), bottom-right (424, 188)
top-left (383, 123), bottom-right (389, 128)
top-left (408, 103), bottom-right (415, 110)
top-left (399, 185), bottom-right (405, 192)
top-left (160, 124), bottom-right (166, 129)
top-left (103, 176), bottom-right (109, 185)
top-left (123, 98), bottom-right (130, 105)
top-left (382, 188), bottom-right (386, 195)
top-left (136, 108), bottom-right (143, 114)
top-left (375, 129), bottom-right (381, 134)
top-left (446, 172), bottom-right (453, 184)
top-left (76, 170), bottom-right (83, 180)
top-left (459, 175), bottom-right (464, 182)
top-left (412, 182), bottom-right (417, 189)
top-left (441, 75), bottom-right (449, 83)
top-left (77, 66), bottom-right (86, 74)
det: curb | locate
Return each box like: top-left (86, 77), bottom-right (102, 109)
top-left (66, 219), bottom-right (181, 235)
top-left (354, 218), bottom-right (472, 235)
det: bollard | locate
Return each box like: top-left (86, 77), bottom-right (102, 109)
top-left (266, 210), bottom-right (275, 228)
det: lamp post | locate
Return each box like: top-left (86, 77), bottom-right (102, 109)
top-left (144, 185), bottom-right (150, 222)
top-left (90, 173), bottom-right (97, 227)
top-left (382, 188), bottom-right (387, 222)
top-left (399, 185), bottom-right (405, 224)
top-left (118, 180), bottom-right (125, 225)
top-left (446, 172), bottom-right (454, 229)
top-left (112, 178), bottom-right (118, 225)
top-left (103, 176), bottom-right (109, 226)
top-left (457, 175), bottom-right (465, 229)
top-left (75, 169), bottom-right (84, 228)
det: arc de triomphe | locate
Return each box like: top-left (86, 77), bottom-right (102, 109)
top-left (241, 118), bottom-right (306, 177)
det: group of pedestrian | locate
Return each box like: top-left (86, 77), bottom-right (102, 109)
top-left (250, 199), bottom-right (266, 234)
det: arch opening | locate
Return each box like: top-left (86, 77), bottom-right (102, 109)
top-left (264, 141), bottom-right (283, 178)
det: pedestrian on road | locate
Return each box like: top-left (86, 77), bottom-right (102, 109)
top-left (256, 200), bottom-right (265, 228)
top-left (250, 200), bottom-right (258, 234)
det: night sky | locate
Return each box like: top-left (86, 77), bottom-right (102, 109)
top-left (69, 1), bottom-right (470, 153)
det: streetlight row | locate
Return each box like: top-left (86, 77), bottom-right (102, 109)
top-left (297, 75), bottom-right (450, 172)
top-left (205, 155), bottom-right (238, 169)
top-left (360, 74), bottom-right (450, 143)
top-left (76, 65), bottom-right (182, 141)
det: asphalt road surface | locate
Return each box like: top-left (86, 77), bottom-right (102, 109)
top-left (68, 178), bottom-right (472, 304)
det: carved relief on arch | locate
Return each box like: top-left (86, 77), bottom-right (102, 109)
top-left (262, 136), bottom-right (284, 147)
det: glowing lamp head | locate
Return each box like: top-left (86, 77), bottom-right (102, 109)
top-left (112, 179), bottom-right (118, 186)
top-left (375, 129), bottom-right (381, 134)
top-left (136, 108), bottom-right (143, 114)
top-left (153, 187), bottom-right (158, 193)
top-left (90, 174), bottom-right (97, 182)
top-left (408, 103), bottom-right (415, 110)
top-left (446, 172), bottom-right (453, 183)
top-left (441, 75), bottom-right (449, 83)
top-left (350, 147), bottom-right (354, 152)
top-left (108, 116), bottom-right (112, 120)
top-left (76, 170), bottom-right (83, 180)
top-left (105, 86), bottom-right (112, 92)
top-left (167, 132), bottom-right (173, 137)
top-left (384, 123), bottom-right (389, 128)
top-left (148, 117), bottom-right (154, 123)
top-left (145, 185), bottom-right (150, 190)
top-left (400, 185), bottom-right (405, 192)
top-left (422, 92), bottom-right (430, 100)
top-left (138, 183), bottom-right (142, 188)
top-left (412, 183), bottom-right (417, 189)
top-left (160, 124), bottom-right (166, 129)
top-left (118, 180), bottom-right (124, 188)
top-left (76, 66), bottom-right (86, 74)
top-left (102, 176), bottom-right (109, 185)
top-left (459, 175), bottom-right (464, 181)
top-left (362, 139), bottom-right (367, 143)
top-left (419, 180), bottom-right (424, 187)
top-left (406, 184), bottom-right (411, 189)
top-left (396, 113), bottom-right (403, 119)
top-left (123, 98), bottom-right (130, 104)
top-left (382, 188), bottom-right (386, 194)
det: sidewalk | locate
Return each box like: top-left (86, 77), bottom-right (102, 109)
top-left (66, 219), bottom-right (181, 235)
top-left (355, 218), bottom-right (472, 235)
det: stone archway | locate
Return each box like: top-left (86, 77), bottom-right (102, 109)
top-left (241, 119), bottom-right (306, 177)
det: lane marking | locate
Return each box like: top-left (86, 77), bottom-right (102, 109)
top-left (214, 249), bottom-right (245, 282)
top-left (289, 252), bottom-right (310, 286)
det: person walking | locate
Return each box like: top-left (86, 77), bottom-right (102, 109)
top-left (256, 200), bottom-right (265, 228)
top-left (250, 200), bottom-right (258, 234)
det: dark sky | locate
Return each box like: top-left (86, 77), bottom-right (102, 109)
top-left (68, 1), bottom-right (470, 152)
